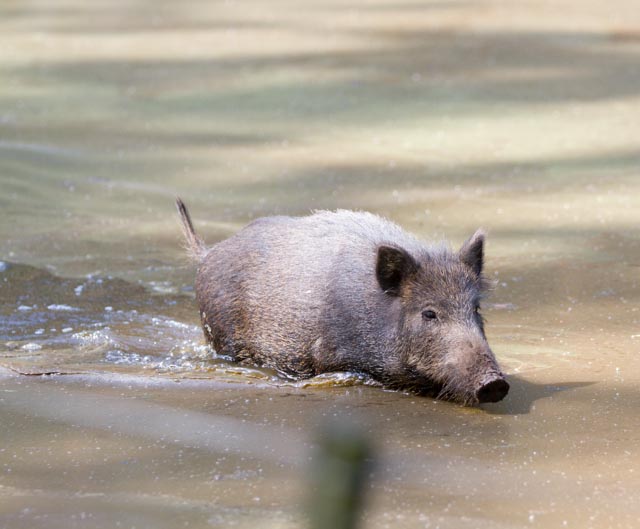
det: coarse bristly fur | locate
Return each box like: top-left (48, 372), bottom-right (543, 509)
top-left (176, 199), bottom-right (509, 405)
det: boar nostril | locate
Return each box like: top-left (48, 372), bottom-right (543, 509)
top-left (476, 378), bottom-right (509, 403)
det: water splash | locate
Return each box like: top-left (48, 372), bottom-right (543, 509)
top-left (0, 262), bottom-right (379, 390)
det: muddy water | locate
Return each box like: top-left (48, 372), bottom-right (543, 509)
top-left (1, 0), bottom-right (640, 527)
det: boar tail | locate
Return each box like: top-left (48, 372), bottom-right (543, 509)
top-left (175, 197), bottom-right (206, 261)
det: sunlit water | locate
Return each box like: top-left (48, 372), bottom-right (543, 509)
top-left (2, 0), bottom-right (640, 528)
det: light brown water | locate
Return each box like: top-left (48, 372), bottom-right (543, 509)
top-left (1, 0), bottom-right (640, 527)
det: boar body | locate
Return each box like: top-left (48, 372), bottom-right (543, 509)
top-left (177, 200), bottom-right (509, 404)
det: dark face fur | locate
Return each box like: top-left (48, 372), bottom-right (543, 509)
top-left (376, 230), bottom-right (509, 405)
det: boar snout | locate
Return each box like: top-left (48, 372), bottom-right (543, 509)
top-left (476, 376), bottom-right (509, 403)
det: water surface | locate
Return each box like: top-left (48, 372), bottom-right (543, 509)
top-left (1, 0), bottom-right (640, 528)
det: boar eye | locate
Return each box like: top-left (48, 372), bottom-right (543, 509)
top-left (422, 309), bottom-right (437, 321)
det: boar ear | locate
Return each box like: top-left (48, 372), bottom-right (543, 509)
top-left (376, 245), bottom-right (418, 296)
top-left (459, 229), bottom-right (485, 276)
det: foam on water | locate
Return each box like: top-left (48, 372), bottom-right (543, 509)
top-left (47, 304), bottom-right (82, 311)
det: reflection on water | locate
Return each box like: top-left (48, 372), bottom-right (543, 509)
top-left (2, 0), bottom-right (640, 527)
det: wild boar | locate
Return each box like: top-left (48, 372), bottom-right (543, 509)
top-left (177, 199), bottom-right (508, 404)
